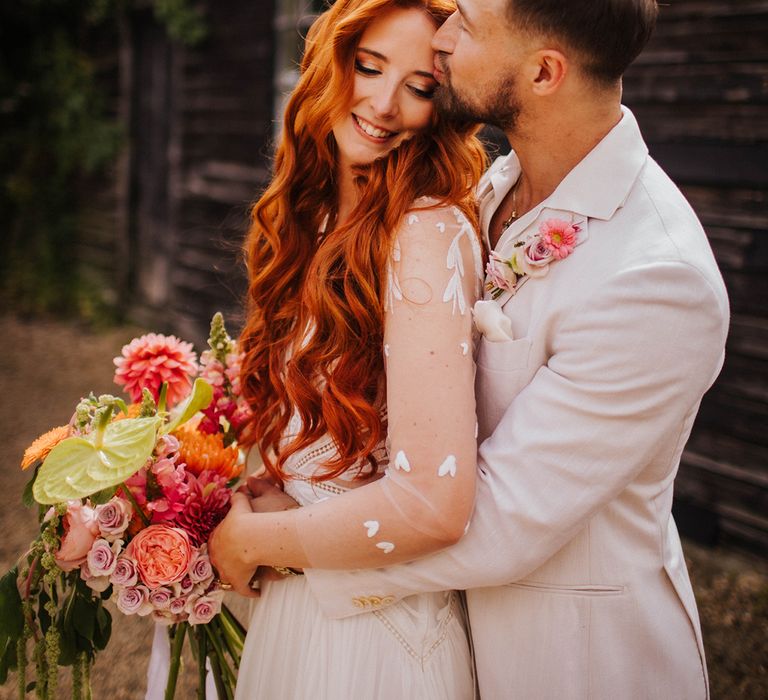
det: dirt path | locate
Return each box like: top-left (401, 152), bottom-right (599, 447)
top-left (0, 314), bottom-right (765, 698)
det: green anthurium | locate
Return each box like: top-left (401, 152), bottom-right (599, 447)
top-left (33, 416), bottom-right (161, 504)
top-left (163, 378), bottom-right (213, 435)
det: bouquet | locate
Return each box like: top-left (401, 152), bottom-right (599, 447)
top-left (0, 313), bottom-right (252, 699)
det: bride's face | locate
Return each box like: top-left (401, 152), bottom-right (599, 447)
top-left (332, 7), bottom-right (439, 170)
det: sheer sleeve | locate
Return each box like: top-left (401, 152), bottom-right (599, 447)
top-left (290, 203), bottom-right (483, 568)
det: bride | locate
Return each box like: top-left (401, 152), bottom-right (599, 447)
top-left (209, 0), bottom-right (486, 696)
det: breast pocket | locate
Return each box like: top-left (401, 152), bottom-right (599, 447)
top-left (476, 338), bottom-right (534, 436)
top-left (477, 336), bottom-right (532, 373)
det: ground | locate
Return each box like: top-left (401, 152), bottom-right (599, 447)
top-left (0, 315), bottom-right (765, 698)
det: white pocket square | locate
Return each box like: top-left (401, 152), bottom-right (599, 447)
top-left (473, 300), bottom-right (514, 342)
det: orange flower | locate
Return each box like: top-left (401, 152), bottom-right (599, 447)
top-left (114, 403), bottom-right (142, 421)
top-left (174, 425), bottom-right (242, 480)
top-left (21, 426), bottom-right (70, 470)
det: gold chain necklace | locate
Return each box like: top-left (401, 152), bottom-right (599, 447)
top-left (502, 179), bottom-right (522, 230)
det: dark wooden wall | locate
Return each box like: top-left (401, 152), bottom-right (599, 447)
top-left (77, 0), bottom-right (276, 343)
top-left (623, 0), bottom-right (768, 554)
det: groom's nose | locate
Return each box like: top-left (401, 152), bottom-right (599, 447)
top-left (432, 10), bottom-right (458, 54)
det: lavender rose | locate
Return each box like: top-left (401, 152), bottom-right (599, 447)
top-left (169, 596), bottom-right (189, 616)
top-left (188, 552), bottom-right (214, 586)
top-left (86, 539), bottom-right (120, 578)
top-left (148, 587), bottom-right (173, 610)
top-left (188, 591), bottom-right (224, 625)
top-left (80, 561), bottom-right (111, 593)
top-left (95, 498), bottom-right (132, 540)
top-left (173, 575), bottom-right (194, 597)
top-left (518, 238), bottom-right (554, 278)
top-left (110, 556), bottom-right (138, 587)
top-left (116, 585), bottom-right (152, 616)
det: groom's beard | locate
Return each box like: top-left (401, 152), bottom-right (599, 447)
top-left (434, 56), bottom-right (521, 132)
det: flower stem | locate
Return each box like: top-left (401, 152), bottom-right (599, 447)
top-left (164, 623), bottom-right (187, 700)
top-left (196, 627), bottom-right (207, 700)
top-left (120, 482), bottom-right (151, 527)
top-left (204, 625), bottom-right (235, 698)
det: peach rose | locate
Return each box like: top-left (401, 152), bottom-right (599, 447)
top-left (55, 501), bottom-right (100, 572)
top-left (127, 525), bottom-right (192, 589)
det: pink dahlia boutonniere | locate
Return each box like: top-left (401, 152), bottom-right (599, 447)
top-left (486, 218), bottom-right (581, 298)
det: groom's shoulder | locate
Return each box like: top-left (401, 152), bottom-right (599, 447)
top-left (614, 157), bottom-right (720, 276)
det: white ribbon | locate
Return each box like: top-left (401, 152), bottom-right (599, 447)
top-left (145, 622), bottom-right (219, 699)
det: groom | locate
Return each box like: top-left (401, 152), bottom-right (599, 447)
top-left (251, 1), bottom-right (729, 697)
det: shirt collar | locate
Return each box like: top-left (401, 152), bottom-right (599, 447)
top-left (482, 106), bottom-right (648, 252)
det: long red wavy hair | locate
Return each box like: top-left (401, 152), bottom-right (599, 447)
top-left (239, 0), bottom-right (486, 483)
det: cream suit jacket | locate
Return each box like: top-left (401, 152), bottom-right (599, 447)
top-left (304, 108), bottom-right (730, 699)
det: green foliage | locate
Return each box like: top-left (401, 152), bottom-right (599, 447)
top-left (0, 0), bottom-right (206, 318)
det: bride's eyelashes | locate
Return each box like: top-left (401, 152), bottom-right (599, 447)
top-left (354, 60), bottom-right (436, 100)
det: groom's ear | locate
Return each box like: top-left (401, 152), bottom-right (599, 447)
top-left (528, 49), bottom-right (568, 96)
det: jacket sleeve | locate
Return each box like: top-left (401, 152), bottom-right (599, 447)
top-left (303, 259), bottom-right (729, 617)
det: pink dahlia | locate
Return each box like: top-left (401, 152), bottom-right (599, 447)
top-left (173, 472), bottom-right (232, 547)
top-left (114, 333), bottom-right (198, 407)
top-left (538, 219), bottom-right (580, 260)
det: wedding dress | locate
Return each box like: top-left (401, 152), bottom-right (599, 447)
top-left (235, 201), bottom-right (483, 699)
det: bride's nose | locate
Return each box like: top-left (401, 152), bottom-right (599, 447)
top-left (369, 83), bottom-right (399, 120)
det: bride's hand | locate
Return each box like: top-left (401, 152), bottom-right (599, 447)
top-left (243, 477), bottom-right (300, 513)
top-left (209, 493), bottom-right (260, 598)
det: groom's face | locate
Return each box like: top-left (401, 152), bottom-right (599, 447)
top-left (431, 0), bottom-right (526, 131)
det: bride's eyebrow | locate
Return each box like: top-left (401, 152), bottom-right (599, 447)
top-left (357, 47), bottom-right (437, 81)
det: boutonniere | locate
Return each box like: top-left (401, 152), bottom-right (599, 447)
top-left (485, 218), bottom-right (581, 299)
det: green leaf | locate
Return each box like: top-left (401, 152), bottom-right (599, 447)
top-left (33, 416), bottom-right (161, 504)
top-left (72, 594), bottom-right (95, 643)
top-left (93, 605), bottom-right (111, 651)
top-left (22, 463), bottom-right (41, 508)
top-left (0, 569), bottom-right (24, 640)
top-left (90, 485), bottom-right (118, 505)
top-left (0, 635), bottom-right (18, 684)
top-left (163, 378), bottom-right (213, 435)
top-left (57, 617), bottom-right (78, 667)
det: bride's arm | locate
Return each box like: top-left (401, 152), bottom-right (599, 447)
top-left (209, 206), bottom-right (481, 595)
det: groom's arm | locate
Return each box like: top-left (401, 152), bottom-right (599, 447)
top-left (303, 260), bottom-right (729, 618)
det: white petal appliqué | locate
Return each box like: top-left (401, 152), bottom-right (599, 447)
top-left (364, 520), bottom-right (380, 538)
top-left (384, 344), bottom-right (390, 357)
top-left (394, 450), bottom-right (411, 472)
top-left (436, 221), bottom-right (446, 233)
top-left (408, 214), bottom-right (419, 225)
top-left (460, 342), bottom-right (469, 356)
top-left (437, 455), bottom-right (457, 478)
top-left (376, 542), bottom-right (395, 554)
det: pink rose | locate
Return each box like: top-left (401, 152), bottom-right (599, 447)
top-left (116, 585), bottom-right (152, 616)
top-left (519, 238), bottom-right (554, 278)
top-left (173, 575), bottom-right (195, 597)
top-left (187, 591), bottom-right (224, 625)
top-left (188, 552), bottom-right (214, 586)
top-left (110, 556), bottom-right (138, 587)
top-left (485, 255), bottom-right (516, 292)
top-left (128, 525), bottom-right (192, 589)
top-left (87, 539), bottom-right (120, 578)
top-left (538, 219), bottom-right (579, 260)
top-left (95, 498), bottom-right (132, 540)
top-left (55, 501), bottom-right (99, 572)
top-left (148, 587), bottom-right (174, 610)
top-left (169, 596), bottom-right (189, 616)
top-left (80, 561), bottom-right (111, 593)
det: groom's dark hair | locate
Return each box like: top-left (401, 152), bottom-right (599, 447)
top-left (507, 0), bottom-right (658, 84)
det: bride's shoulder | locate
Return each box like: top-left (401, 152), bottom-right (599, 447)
top-left (401, 196), bottom-right (477, 236)
top-left (390, 197), bottom-right (484, 288)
